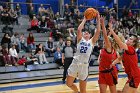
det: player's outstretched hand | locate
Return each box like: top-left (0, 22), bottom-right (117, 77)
top-left (100, 16), bottom-right (105, 25)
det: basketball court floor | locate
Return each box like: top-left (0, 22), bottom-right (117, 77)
top-left (0, 73), bottom-right (140, 93)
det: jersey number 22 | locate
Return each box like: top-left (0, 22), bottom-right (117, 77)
top-left (80, 46), bottom-right (88, 53)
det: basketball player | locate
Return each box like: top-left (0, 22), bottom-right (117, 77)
top-left (109, 21), bottom-right (140, 93)
top-left (66, 12), bottom-right (100, 93)
top-left (98, 17), bottom-right (119, 93)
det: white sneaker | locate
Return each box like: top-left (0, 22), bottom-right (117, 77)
top-left (45, 62), bottom-right (49, 64)
top-left (34, 62), bottom-right (39, 65)
top-left (25, 68), bottom-right (30, 71)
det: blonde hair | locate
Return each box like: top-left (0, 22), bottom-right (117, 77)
top-left (108, 36), bottom-right (119, 50)
top-left (110, 32), bottom-right (125, 50)
top-left (118, 32), bottom-right (125, 43)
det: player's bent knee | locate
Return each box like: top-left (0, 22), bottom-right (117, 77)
top-left (66, 82), bottom-right (73, 87)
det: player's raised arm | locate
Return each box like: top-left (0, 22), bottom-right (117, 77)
top-left (109, 21), bottom-right (128, 50)
top-left (77, 17), bottom-right (86, 43)
top-left (100, 16), bottom-right (111, 52)
top-left (91, 12), bottom-right (101, 45)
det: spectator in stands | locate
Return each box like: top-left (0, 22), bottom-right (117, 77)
top-left (35, 43), bottom-right (48, 64)
top-left (9, 44), bottom-right (18, 63)
top-left (74, 10), bottom-right (82, 25)
top-left (64, 4), bottom-right (71, 22)
top-left (74, 6), bottom-right (80, 14)
top-left (1, 33), bottom-right (11, 49)
top-left (15, 3), bottom-right (21, 17)
top-left (38, 4), bottom-right (45, 18)
top-left (9, 9), bottom-right (18, 25)
top-left (27, 32), bottom-right (36, 52)
top-left (1, 8), bottom-right (10, 25)
top-left (122, 6), bottom-right (128, 18)
top-left (1, 45), bottom-right (16, 66)
top-left (17, 53), bottom-right (38, 70)
top-left (11, 32), bottom-right (21, 53)
top-left (17, 55), bottom-right (29, 70)
top-left (20, 33), bottom-right (27, 52)
top-left (27, 16), bottom-right (40, 33)
top-left (128, 10), bottom-right (133, 18)
top-left (54, 12), bottom-right (61, 21)
top-left (54, 47), bottom-right (63, 68)
top-left (68, 28), bottom-right (76, 46)
top-left (62, 39), bottom-right (75, 83)
top-left (47, 19), bottom-right (55, 29)
top-left (57, 38), bottom-right (65, 51)
top-left (29, 6), bottom-right (35, 20)
top-left (51, 25), bottom-right (62, 41)
top-left (45, 37), bottom-right (55, 57)
top-left (47, 7), bottom-right (54, 19)
top-left (26, 53), bottom-right (38, 65)
top-left (39, 16), bottom-right (48, 32)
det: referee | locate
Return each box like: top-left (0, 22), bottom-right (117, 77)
top-left (62, 39), bottom-right (75, 83)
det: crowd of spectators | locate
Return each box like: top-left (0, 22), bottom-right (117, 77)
top-left (0, 2), bottom-right (140, 72)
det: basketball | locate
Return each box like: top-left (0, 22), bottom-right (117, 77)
top-left (84, 8), bottom-right (98, 20)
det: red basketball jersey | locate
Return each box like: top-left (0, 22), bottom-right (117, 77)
top-left (99, 49), bottom-right (117, 71)
top-left (122, 46), bottom-right (140, 78)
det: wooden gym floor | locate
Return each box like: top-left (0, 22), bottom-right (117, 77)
top-left (0, 73), bottom-right (140, 93)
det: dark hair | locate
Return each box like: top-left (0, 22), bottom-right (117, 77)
top-left (28, 33), bottom-right (34, 40)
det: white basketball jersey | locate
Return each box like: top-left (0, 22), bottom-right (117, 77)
top-left (74, 37), bottom-right (94, 63)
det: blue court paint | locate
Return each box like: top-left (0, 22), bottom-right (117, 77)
top-left (0, 74), bottom-right (127, 92)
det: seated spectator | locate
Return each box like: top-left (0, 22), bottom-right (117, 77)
top-left (1, 45), bottom-right (16, 66)
top-left (20, 33), bottom-right (27, 52)
top-left (27, 32), bottom-right (36, 52)
top-left (29, 6), bottom-right (35, 20)
top-left (39, 16), bottom-right (48, 32)
top-left (47, 7), bottom-right (54, 19)
top-left (11, 32), bottom-right (21, 53)
top-left (54, 47), bottom-right (63, 68)
top-left (27, 53), bottom-right (38, 65)
top-left (45, 37), bottom-right (55, 57)
top-left (51, 25), bottom-right (62, 41)
top-left (9, 9), bottom-right (18, 25)
top-left (57, 38), bottom-right (65, 51)
top-left (17, 55), bottom-right (37, 71)
top-left (1, 8), bottom-right (10, 25)
top-left (27, 16), bottom-right (40, 33)
top-left (38, 4), bottom-right (45, 18)
top-left (47, 19), bottom-right (55, 29)
top-left (35, 43), bottom-right (48, 64)
top-left (1, 33), bottom-right (11, 49)
top-left (9, 44), bottom-right (19, 63)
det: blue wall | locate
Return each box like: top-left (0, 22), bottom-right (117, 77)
top-left (64, 0), bottom-right (113, 12)
top-left (2, 0), bottom-right (139, 15)
top-left (13, 0), bottom-right (59, 15)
